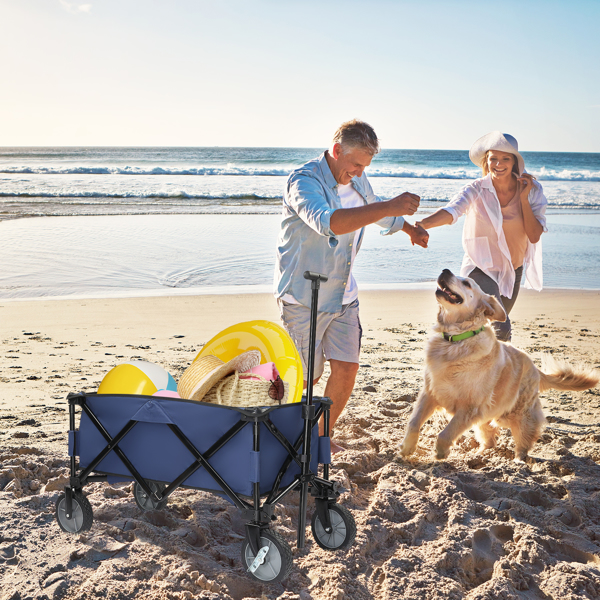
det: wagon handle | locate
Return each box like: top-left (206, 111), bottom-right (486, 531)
top-left (297, 271), bottom-right (328, 549)
top-left (303, 271), bottom-right (328, 407)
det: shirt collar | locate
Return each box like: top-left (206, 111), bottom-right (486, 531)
top-left (318, 152), bottom-right (340, 190)
top-left (480, 174), bottom-right (494, 190)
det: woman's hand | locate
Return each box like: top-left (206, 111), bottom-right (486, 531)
top-left (411, 223), bottom-right (429, 248)
top-left (402, 221), bottom-right (429, 248)
top-left (517, 173), bottom-right (535, 200)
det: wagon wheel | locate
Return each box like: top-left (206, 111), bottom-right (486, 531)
top-left (133, 481), bottom-right (168, 511)
top-left (56, 491), bottom-right (94, 533)
top-left (241, 529), bottom-right (293, 583)
top-left (311, 504), bottom-right (356, 550)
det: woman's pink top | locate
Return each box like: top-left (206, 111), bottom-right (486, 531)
top-left (501, 188), bottom-right (528, 270)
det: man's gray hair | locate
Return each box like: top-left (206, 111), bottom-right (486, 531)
top-left (332, 119), bottom-right (380, 156)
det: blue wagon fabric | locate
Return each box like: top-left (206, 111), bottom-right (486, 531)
top-left (76, 394), bottom-right (321, 497)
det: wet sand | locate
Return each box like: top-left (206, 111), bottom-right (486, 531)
top-left (1, 288), bottom-right (600, 599)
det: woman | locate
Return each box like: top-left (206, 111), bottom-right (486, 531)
top-left (415, 131), bottom-right (547, 341)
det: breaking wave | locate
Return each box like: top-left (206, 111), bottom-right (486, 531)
top-left (0, 191), bottom-right (279, 200)
top-left (2, 165), bottom-right (599, 181)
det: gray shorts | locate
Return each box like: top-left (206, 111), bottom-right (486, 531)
top-left (278, 298), bottom-right (362, 381)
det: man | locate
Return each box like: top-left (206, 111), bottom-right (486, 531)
top-left (274, 119), bottom-right (428, 452)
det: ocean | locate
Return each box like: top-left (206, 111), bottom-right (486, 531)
top-left (1, 147), bottom-right (599, 299)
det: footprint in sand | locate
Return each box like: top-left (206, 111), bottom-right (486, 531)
top-left (471, 525), bottom-right (514, 583)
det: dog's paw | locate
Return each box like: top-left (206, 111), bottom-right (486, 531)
top-left (514, 453), bottom-right (537, 465)
top-left (400, 432), bottom-right (419, 457)
top-left (399, 442), bottom-right (416, 457)
top-left (476, 443), bottom-right (495, 455)
top-left (514, 448), bottom-right (531, 464)
top-left (435, 441), bottom-right (450, 460)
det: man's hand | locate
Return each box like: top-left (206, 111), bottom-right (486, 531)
top-left (402, 221), bottom-right (429, 248)
top-left (388, 192), bottom-right (420, 216)
top-left (330, 190), bottom-right (421, 235)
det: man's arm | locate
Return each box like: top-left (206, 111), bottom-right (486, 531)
top-left (330, 192), bottom-right (420, 235)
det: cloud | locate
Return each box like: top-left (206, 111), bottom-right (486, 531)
top-left (59, 0), bottom-right (92, 14)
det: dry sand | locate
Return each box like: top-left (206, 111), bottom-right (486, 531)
top-left (1, 288), bottom-right (600, 600)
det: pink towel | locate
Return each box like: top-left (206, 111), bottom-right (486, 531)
top-left (153, 390), bottom-right (181, 399)
top-left (240, 362), bottom-right (280, 381)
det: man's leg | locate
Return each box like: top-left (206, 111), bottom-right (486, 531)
top-left (319, 299), bottom-right (362, 452)
top-left (279, 298), bottom-right (361, 452)
top-left (321, 359), bottom-right (359, 452)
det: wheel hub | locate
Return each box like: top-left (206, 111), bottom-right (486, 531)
top-left (247, 545), bottom-right (269, 574)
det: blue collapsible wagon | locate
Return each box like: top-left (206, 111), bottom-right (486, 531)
top-left (55, 272), bottom-right (357, 583)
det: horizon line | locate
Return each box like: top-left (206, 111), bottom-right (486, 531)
top-left (1, 145), bottom-right (599, 155)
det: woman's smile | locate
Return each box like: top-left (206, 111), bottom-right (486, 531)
top-left (487, 150), bottom-right (516, 179)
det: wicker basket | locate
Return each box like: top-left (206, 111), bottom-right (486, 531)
top-left (203, 371), bottom-right (289, 407)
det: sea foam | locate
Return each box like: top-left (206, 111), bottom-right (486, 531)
top-left (2, 164), bottom-right (599, 181)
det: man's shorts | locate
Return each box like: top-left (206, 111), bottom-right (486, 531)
top-left (278, 298), bottom-right (362, 381)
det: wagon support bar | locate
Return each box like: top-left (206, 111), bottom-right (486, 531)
top-left (263, 400), bottom-right (330, 506)
top-left (166, 422), bottom-right (254, 512)
top-left (68, 394), bottom-right (255, 512)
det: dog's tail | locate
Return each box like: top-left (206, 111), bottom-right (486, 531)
top-left (538, 354), bottom-right (600, 392)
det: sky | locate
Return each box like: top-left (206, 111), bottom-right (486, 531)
top-left (1, 0), bottom-right (599, 151)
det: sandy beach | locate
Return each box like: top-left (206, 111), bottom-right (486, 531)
top-left (1, 287), bottom-right (600, 600)
top-left (3, 0), bottom-right (600, 597)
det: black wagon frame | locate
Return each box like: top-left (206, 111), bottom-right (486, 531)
top-left (56, 272), bottom-right (357, 582)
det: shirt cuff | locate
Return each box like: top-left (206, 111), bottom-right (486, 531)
top-left (443, 206), bottom-right (461, 225)
top-left (319, 209), bottom-right (339, 246)
top-left (379, 216), bottom-right (405, 236)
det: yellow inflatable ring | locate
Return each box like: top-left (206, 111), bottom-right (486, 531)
top-left (196, 320), bottom-right (303, 404)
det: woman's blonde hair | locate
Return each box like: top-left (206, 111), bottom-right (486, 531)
top-left (481, 150), bottom-right (520, 176)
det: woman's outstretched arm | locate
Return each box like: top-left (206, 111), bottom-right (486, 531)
top-left (415, 208), bottom-right (454, 230)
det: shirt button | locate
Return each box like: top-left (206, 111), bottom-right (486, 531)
top-left (347, 262), bottom-right (351, 265)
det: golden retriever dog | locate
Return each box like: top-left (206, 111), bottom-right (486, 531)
top-left (400, 269), bottom-right (599, 462)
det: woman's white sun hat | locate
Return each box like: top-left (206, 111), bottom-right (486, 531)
top-left (177, 350), bottom-right (261, 402)
top-left (469, 131), bottom-right (525, 176)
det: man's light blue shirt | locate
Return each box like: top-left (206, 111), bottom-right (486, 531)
top-left (274, 152), bottom-right (405, 313)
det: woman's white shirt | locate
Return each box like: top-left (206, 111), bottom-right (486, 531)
top-left (443, 174), bottom-right (548, 297)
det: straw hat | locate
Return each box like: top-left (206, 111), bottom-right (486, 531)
top-left (178, 350), bottom-right (261, 401)
top-left (469, 131), bottom-right (525, 176)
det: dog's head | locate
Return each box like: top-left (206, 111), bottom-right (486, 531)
top-left (436, 269), bottom-right (507, 326)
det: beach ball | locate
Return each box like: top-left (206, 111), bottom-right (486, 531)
top-left (98, 361), bottom-right (178, 396)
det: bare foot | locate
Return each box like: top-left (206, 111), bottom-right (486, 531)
top-left (331, 440), bottom-right (346, 454)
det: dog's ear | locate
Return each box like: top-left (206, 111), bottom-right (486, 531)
top-left (482, 295), bottom-right (507, 322)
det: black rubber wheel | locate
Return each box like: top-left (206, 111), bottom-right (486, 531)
top-left (311, 504), bottom-right (356, 550)
top-left (241, 529), bottom-right (293, 583)
top-left (133, 481), bottom-right (168, 511)
top-left (56, 491), bottom-right (94, 533)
